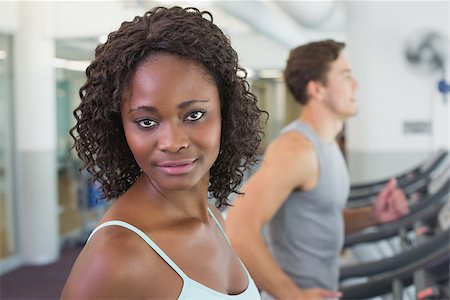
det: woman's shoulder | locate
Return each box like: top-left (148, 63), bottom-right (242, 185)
top-left (61, 223), bottom-right (182, 299)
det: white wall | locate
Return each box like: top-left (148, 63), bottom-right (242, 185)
top-left (346, 1), bottom-right (449, 153)
top-left (345, 1), bottom-right (449, 181)
top-left (0, 1), bottom-right (18, 32)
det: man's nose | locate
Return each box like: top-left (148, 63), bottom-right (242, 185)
top-left (353, 77), bottom-right (359, 90)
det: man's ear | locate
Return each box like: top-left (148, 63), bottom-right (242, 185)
top-left (306, 80), bottom-right (325, 101)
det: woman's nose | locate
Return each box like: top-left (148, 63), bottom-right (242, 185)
top-left (157, 122), bottom-right (189, 153)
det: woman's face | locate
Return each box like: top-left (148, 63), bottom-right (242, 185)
top-left (121, 54), bottom-right (221, 192)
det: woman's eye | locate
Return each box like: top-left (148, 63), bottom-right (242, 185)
top-left (186, 111), bottom-right (205, 121)
top-left (137, 119), bottom-right (157, 128)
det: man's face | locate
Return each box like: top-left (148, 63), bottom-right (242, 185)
top-left (321, 53), bottom-right (359, 119)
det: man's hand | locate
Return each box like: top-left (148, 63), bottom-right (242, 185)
top-left (372, 178), bottom-right (410, 224)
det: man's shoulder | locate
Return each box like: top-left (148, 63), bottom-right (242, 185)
top-left (259, 130), bottom-right (318, 183)
top-left (269, 130), bottom-right (316, 158)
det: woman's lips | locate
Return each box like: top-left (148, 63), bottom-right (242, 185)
top-left (157, 159), bottom-right (196, 175)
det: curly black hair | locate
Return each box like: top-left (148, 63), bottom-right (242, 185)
top-left (70, 6), bottom-right (267, 207)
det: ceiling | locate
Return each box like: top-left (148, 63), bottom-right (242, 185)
top-left (55, 0), bottom-right (346, 71)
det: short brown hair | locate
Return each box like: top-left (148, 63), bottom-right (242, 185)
top-left (284, 39), bottom-right (345, 105)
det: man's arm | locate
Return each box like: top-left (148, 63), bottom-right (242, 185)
top-left (343, 206), bottom-right (374, 234)
top-left (226, 132), bottom-right (341, 300)
top-left (344, 178), bottom-right (410, 234)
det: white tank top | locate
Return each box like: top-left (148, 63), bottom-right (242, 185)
top-left (88, 208), bottom-right (261, 300)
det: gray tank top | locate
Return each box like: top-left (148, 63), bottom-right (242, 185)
top-left (266, 120), bottom-right (349, 291)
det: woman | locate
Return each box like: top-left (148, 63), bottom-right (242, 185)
top-left (61, 6), bottom-right (266, 299)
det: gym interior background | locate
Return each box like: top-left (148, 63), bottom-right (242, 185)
top-left (0, 1), bottom-right (448, 299)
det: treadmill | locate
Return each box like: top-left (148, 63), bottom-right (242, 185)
top-left (340, 229), bottom-right (449, 299)
top-left (344, 176), bottom-right (449, 248)
top-left (347, 149), bottom-right (448, 207)
top-left (340, 174), bottom-right (450, 299)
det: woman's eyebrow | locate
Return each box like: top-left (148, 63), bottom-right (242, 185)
top-left (177, 99), bottom-right (209, 109)
top-left (128, 99), bottom-right (210, 114)
top-left (128, 105), bottom-right (157, 114)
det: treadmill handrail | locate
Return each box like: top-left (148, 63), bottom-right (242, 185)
top-left (340, 244), bottom-right (449, 299)
top-left (347, 176), bottom-right (430, 208)
top-left (340, 228), bottom-right (449, 279)
top-left (348, 165), bottom-right (449, 209)
top-left (350, 149), bottom-right (448, 191)
top-left (348, 156), bottom-right (448, 201)
top-left (344, 180), bottom-right (449, 247)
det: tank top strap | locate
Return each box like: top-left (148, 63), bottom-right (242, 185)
top-left (87, 220), bottom-right (188, 280)
top-left (207, 207), bottom-right (253, 282)
top-left (281, 120), bottom-right (321, 149)
top-left (207, 207), bottom-right (231, 245)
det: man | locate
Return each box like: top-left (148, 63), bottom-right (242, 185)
top-left (226, 40), bottom-right (410, 300)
